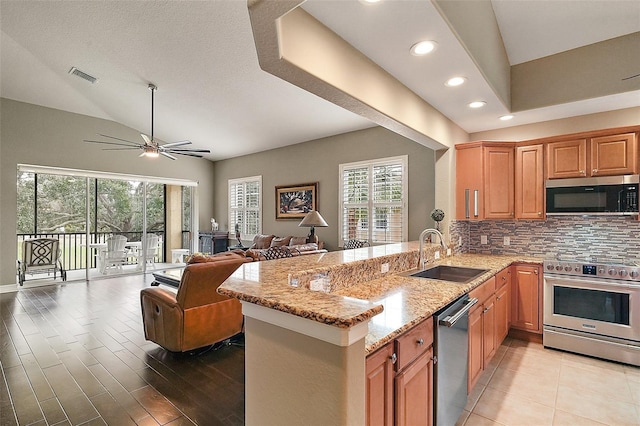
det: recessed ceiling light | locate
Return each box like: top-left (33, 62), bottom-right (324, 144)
top-left (445, 77), bottom-right (466, 87)
top-left (469, 101), bottom-right (486, 108)
top-left (410, 41), bottom-right (437, 56)
top-left (499, 115), bottom-right (514, 121)
top-left (360, 0), bottom-right (381, 4)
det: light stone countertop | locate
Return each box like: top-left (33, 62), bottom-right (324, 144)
top-left (218, 242), bottom-right (542, 354)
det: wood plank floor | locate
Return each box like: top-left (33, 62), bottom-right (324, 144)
top-left (0, 275), bottom-right (244, 425)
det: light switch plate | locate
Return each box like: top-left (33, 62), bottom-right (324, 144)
top-left (381, 263), bottom-right (389, 273)
top-left (434, 251), bottom-right (440, 260)
top-left (481, 235), bottom-right (488, 245)
top-left (504, 236), bottom-right (510, 246)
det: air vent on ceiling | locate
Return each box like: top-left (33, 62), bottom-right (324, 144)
top-left (68, 67), bottom-right (98, 84)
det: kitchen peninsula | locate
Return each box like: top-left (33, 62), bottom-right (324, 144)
top-left (218, 242), bottom-right (541, 425)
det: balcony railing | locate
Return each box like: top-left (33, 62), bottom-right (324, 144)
top-left (17, 232), bottom-right (166, 272)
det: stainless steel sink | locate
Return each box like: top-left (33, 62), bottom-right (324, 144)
top-left (409, 265), bottom-right (488, 283)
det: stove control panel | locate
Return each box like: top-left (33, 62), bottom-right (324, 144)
top-left (544, 260), bottom-right (640, 282)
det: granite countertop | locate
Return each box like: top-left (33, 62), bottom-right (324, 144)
top-left (218, 242), bottom-right (542, 353)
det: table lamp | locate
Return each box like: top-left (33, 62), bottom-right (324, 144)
top-left (298, 210), bottom-right (328, 244)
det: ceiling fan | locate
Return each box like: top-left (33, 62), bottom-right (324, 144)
top-left (84, 84), bottom-right (210, 160)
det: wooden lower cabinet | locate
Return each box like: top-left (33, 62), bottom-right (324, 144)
top-left (395, 348), bottom-right (434, 426)
top-left (468, 302), bottom-right (484, 392)
top-left (366, 343), bottom-right (395, 426)
top-left (468, 267), bottom-right (512, 392)
top-left (511, 264), bottom-right (542, 333)
top-left (365, 318), bottom-right (434, 426)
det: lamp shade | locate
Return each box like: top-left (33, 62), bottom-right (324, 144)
top-left (298, 210), bottom-right (328, 228)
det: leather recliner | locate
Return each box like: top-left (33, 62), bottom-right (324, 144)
top-left (140, 252), bottom-right (245, 352)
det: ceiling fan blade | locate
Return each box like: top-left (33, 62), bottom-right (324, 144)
top-left (167, 148), bottom-right (211, 153)
top-left (97, 133), bottom-right (142, 146)
top-left (102, 147), bottom-right (142, 151)
top-left (84, 139), bottom-right (143, 148)
top-left (161, 140), bottom-right (192, 148)
top-left (160, 151), bottom-right (177, 160)
top-left (141, 133), bottom-right (152, 145)
top-left (171, 151), bottom-right (205, 158)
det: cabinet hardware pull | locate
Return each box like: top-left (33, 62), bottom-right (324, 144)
top-left (534, 269), bottom-right (538, 275)
top-left (465, 189), bottom-right (470, 219)
top-left (593, 169), bottom-right (598, 174)
top-left (580, 170), bottom-right (585, 175)
top-left (502, 276), bottom-right (506, 281)
top-left (483, 305), bottom-right (493, 313)
top-left (497, 295), bottom-right (502, 300)
top-left (537, 211), bottom-right (542, 216)
top-left (416, 338), bottom-right (424, 346)
top-left (390, 353), bottom-right (397, 364)
top-left (474, 190), bottom-right (479, 217)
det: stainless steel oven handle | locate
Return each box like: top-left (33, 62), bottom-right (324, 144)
top-left (439, 298), bottom-right (478, 327)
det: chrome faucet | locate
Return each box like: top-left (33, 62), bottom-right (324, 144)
top-left (418, 228), bottom-right (447, 270)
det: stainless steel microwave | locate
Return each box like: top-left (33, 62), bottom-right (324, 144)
top-left (546, 175), bottom-right (639, 215)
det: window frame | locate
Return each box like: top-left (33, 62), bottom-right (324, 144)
top-left (338, 155), bottom-right (408, 247)
top-left (228, 175), bottom-right (263, 241)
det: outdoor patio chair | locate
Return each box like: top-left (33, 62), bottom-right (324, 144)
top-left (98, 235), bottom-right (128, 274)
top-left (132, 233), bottom-right (159, 270)
top-left (18, 238), bottom-right (66, 286)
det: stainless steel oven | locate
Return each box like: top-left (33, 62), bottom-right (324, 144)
top-left (543, 259), bottom-right (640, 366)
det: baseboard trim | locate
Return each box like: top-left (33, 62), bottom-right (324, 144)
top-left (508, 328), bottom-right (543, 344)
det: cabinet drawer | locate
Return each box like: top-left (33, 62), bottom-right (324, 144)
top-left (395, 319), bottom-right (433, 371)
top-left (469, 276), bottom-right (496, 304)
top-left (496, 267), bottom-right (511, 290)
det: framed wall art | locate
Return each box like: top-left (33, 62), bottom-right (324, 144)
top-left (275, 182), bottom-right (318, 219)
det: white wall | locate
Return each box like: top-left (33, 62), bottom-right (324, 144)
top-left (0, 98), bottom-right (216, 287)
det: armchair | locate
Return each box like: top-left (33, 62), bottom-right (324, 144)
top-left (140, 252), bottom-right (245, 352)
top-left (18, 238), bottom-right (66, 286)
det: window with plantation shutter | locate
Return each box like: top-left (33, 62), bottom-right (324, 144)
top-left (229, 176), bottom-right (262, 240)
top-left (339, 156), bottom-right (407, 246)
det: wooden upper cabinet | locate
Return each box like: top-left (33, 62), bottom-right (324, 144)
top-left (484, 147), bottom-right (515, 219)
top-left (546, 139), bottom-right (587, 179)
top-left (515, 144), bottom-right (544, 219)
top-left (456, 143), bottom-right (514, 220)
top-left (546, 131), bottom-right (638, 179)
top-left (590, 133), bottom-right (638, 176)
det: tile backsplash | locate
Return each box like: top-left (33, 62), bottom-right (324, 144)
top-left (450, 216), bottom-right (640, 263)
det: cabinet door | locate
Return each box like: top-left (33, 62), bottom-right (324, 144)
top-left (456, 146), bottom-right (483, 219)
top-left (511, 265), bottom-right (541, 333)
top-left (546, 139), bottom-right (587, 179)
top-left (590, 133), bottom-right (637, 176)
top-left (482, 299), bottom-right (497, 366)
top-left (366, 343), bottom-right (395, 426)
top-left (467, 305), bottom-right (483, 393)
top-left (395, 348), bottom-right (433, 426)
top-left (495, 284), bottom-right (510, 344)
top-left (515, 144), bottom-right (544, 219)
top-left (483, 146), bottom-right (515, 219)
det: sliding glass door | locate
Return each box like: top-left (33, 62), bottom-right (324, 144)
top-left (16, 165), bottom-right (197, 284)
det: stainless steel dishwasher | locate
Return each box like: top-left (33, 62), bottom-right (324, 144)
top-left (433, 295), bottom-right (478, 426)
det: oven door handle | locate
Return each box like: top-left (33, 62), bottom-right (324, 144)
top-left (545, 275), bottom-right (635, 290)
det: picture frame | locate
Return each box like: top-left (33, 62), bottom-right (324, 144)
top-left (275, 182), bottom-right (318, 220)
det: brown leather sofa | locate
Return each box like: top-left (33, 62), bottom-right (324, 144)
top-left (240, 234), bottom-right (327, 261)
top-left (140, 252), bottom-right (245, 352)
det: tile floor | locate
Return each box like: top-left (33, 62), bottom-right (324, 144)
top-left (458, 338), bottom-right (640, 426)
